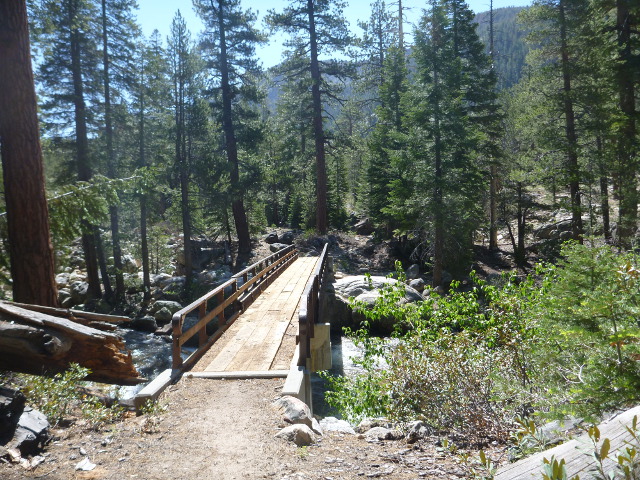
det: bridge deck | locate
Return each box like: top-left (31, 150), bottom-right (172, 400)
top-left (191, 256), bottom-right (319, 373)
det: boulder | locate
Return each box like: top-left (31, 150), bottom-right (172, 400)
top-left (280, 231), bottom-right (295, 245)
top-left (406, 264), bottom-right (420, 280)
top-left (274, 396), bottom-right (313, 429)
top-left (0, 387), bottom-right (25, 445)
top-left (364, 426), bottom-right (404, 442)
top-left (11, 408), bottom-right (50, 455)
top-left (121, 255), bottom-right (139, 274)
top-left (355, 418), bottom-right (393, 433)
top-left (324, 276), bottom-right (424, 334)
top-left (534, 219), bottom-right (573, 241)
top-left (58, 289), bottom-right (73, 307)
top-left (0, 388), bottom-right (49, 456)
top-left (264, 232), bottom-right (279, 244)
top-left (154, 308), bottom-right (173, 325)
top-left (161, 276), bottom-right (186, 293)
top-left (131, 316), bottom-right (157, 333)
top-left (405, 420), bottom-right (433, 444)
top-left (354, 218), bottom-right (375, 235)
top-left (275, 424), bottom-right (316, 447)
top-left (55, 273), bottom-right (69, 289)
top-left (408, 278), bottom-right (425, 292)
top-left (150, 300), bottom-right (183, 315)
top-left (319, 416), bottom-right (356, 435)
top-left (151, 273), bottom-right (173, 288)
top-left (269, 243), bottom-right (289, 253)
top-left (69, 281), bottom-right (89, 304)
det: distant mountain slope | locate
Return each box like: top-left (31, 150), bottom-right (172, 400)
top-left (475, 6), bottom-right (528, 90)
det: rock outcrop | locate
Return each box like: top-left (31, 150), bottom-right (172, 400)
top-left (323, 276), bottom-right (424, 334)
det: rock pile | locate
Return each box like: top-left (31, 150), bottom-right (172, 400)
top-left (0, 387), bottom-right (50, 467)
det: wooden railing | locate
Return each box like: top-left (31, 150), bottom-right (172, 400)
top-left (171, 245), bottom-right (298, 370)
top-left (298, 243), bottom-right (329, 368)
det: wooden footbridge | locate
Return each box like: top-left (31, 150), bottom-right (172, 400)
top-left (135, 244), bottom-right (331, 409)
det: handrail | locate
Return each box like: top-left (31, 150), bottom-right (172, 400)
top-left (298, 243), bottom-right (329, 367)
top-left (171, 245), bottom-right (298, 370)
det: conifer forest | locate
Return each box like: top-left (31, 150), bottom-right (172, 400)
top-left (1, 0), bottom-right (640, 473)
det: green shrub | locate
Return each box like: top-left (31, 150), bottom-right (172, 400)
top-left (18, 363), bottom-right (91, 424)
top-left (16, 364), bottom-right (124, 428)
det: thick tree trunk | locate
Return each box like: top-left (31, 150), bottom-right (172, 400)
top-left (101, 0), bottom-right (125, 301)
top-left (0, 302), bottom-right (142, 385)
top-left (559, 0), bottom-right (582, 242)
top-left (70, 0), bottom-right (101, 299)
top-left (615, 0), bottom-right (637, 246)
top-left (0, 0), bottom-right (59, 307)
top-left (308, 0), bottom-right (329, 234)
top-left (216, 1), bottom-right (252, 254)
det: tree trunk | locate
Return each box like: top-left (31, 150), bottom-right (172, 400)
top-left (0, 0), bottom-right (58, 307)
top-left (488, 0), bottom-right (499, 250)
top-left (615, 0), bottom-right (637, 246)
top-left (432, 67), bottom-right (444, 287)
top-left (101, 0), bottom-right (124, 302)
top-left (94, 227), bottom-right (112, 301)
top-left (70, 0), bottom-right (101, 299)
top-left (515, 182), bottom-right (526, 265)
top-left (308, 0), bottom-right (329, 234)
top-left (139, 133), bottom-right (151, 303)
top-left (215, 0), bottom-right (252, 254)
top-left (559, 0), bottom-right (582, 242)
top-left (597, 137), bottom-right (611, 241)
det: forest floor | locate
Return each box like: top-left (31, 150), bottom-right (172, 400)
top-left (0, 376), bottom-right (508, 480)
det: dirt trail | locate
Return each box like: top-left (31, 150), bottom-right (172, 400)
top-left (0, 374), bottom-right (496, 480)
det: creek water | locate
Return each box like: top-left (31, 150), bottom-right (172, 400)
top-left (116, 328), bottom-right (366, 416)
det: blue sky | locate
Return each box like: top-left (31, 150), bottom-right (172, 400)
top-left (137, 0), bottom-right (532, 67)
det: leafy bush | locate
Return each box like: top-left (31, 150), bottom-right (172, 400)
top-left (325, 264), bottom-right (543, 440)
top-left (18, 364), bottom-right (91, 424)
top-left (324, 244), bottom-right (640, 440)
top-left (16, 364), bottom-right (124, 428)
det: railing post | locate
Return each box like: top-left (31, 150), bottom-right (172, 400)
top-left (217, 290), bottom-right (225, 327)
top-left (232, 280), bottom-right (239, 313)
top-left (198, 302), bottom-right (207, 346)
top-left (172, 313), bottom-right (183, 369)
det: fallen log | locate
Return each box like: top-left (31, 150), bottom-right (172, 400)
top-left (7, 301), bottom-right (131, 323)
top-left (0, 302), bottom-right (144, 385)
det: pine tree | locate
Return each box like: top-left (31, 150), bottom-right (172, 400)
top-left (366, 45), bottom-right (408, 233)
top-left (32, 0), bottom-right (103, 299)
top-left (407, 0), bottom-right (499, 285)
top-left (168, 11), bottom-right (197, 290)
top-left (193, 0), bottom-right (265, 255)
top-left (267, 0), bottom-right (353, 234)
top-left (100, 0), bottom-right (139, 302)
top-left (132, 30), bottom-right (173, 302)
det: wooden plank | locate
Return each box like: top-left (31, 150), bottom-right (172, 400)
top-left (237, 321), bottom-right (290, 371)
top-left (185, 370), bottom-right (289, 379)
top-left (134, 369), bottom-right (179, 410)
top-left (495, 406), bottom-right (640, 480)
top-left (203, 320), bottom-right (261, 371)
top-left (268, 262), bottom-right (315, 312)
